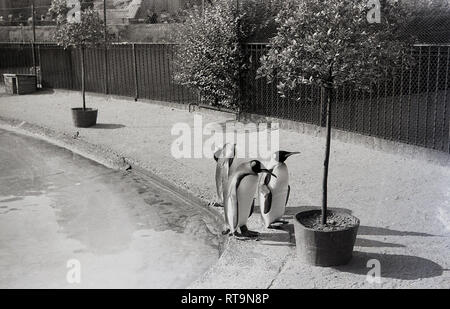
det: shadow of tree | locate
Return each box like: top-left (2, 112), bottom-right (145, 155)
top-left (358, 226), bottom-right (436, 237)
top-left (355, 238), bottom-right (405, 248)
top-left (335, 251), bottom-right (445, 280)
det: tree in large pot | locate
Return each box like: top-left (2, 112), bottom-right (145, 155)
top-left (49, 0), bottom-right (104, 128)
top-left (258, 0), bottom-right (419, 266)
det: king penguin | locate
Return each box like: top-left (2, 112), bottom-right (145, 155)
top-left (224, 160), bottom-right (276, 237)
top-left (259, 151), bottom-right (300, 228)
top-left (213, 143), bottom-right (237, 206)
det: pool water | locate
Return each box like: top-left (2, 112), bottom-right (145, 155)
top-left (0, 129), bottom-right (220, 288)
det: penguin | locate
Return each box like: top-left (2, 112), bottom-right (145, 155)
top-left (259, 151), bottom-right (300, 229)
top-left (223, 160), bottom-right (276, 238)
top-left (213, 143), bottom-right (236, 206)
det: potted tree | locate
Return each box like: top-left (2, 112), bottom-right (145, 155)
top-left (49, 0), bottom-right (104, 128)
top-left (258, 0), bottom-right (418, 266)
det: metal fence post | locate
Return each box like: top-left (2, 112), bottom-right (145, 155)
top-left (31, 3), bottom-right (37, 87)
top-left (104, 0), bottom-right (109, 94)
top-left (37, 44), bottom-right (41, 87)
top-left (133, 43), bottom-right (138, 101)
top-left (444, 47), bottom-right (450, 153)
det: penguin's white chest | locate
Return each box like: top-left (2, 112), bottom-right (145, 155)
top-left (237, 174), bottom-right (258, 227)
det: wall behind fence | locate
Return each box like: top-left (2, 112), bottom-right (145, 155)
top-left (0, 42), bottom-right (449, 153)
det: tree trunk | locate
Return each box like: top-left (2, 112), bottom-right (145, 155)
top-left (321, 85), bottom-right (333, 225)
top-left (81, 47), bottom-right (86, 110)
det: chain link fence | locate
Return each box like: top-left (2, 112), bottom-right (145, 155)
top-left (0, 42), bottom-right (449, 153)
top-left (243, 43), bottom-right (450, 153)
top-left (0, 42), bottom-right (197, 103)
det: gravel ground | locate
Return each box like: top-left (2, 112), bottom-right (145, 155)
top-left (0, 87), bottom-right (449, 289)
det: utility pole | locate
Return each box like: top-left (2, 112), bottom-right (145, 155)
top-left (103, 0), bottom-right (109, 94)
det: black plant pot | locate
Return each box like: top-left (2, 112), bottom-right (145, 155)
top-left (71, 108), bottom-right (98, 128)
top-left (294, 210), bottom-right (360, 267)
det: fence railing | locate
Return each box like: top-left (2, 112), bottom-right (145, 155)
top-left (0, 42), bottom-right (198, 104)
top-left (243, 43), bottom-right (450, 153)
top-left (0, 42), bottom-right (449, 153)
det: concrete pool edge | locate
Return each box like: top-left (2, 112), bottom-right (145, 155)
top-left (0, 116), bottom-right (230, 283)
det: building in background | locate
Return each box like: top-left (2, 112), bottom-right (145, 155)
top-left (0, 0), bottom-right (52, 24)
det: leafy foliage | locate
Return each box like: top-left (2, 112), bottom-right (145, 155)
top-left (49, 0), bottom-right (104, 49)
top-left (257, 0), bottom-right (424, 97)
top-left (173, 0), bottom-right (282, 109)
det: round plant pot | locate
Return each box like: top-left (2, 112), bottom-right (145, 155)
top-left (71, 108), bottom-right (98, 128)
top-left (294, 210), bottom-right (360, 267)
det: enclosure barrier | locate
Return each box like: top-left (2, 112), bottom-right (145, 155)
top-left (0, 42), bottom-right (449, 153)
top-left (243, 43), bottom-right (450, 153)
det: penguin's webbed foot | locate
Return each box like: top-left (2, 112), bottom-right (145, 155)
top-left (240, 225), bottom-right (259, 238)
top-left (273, 219), bottom-right (289, 225)
top-left (209, 201), bottom-right (223, 208)
top-left (241, 230), bottom-right (259, 238)
top-left (232, 231), bottom-right (257, 241)
top-left (267, 224), bottom-right (283, 230)
top-left (221, 229), bottom-right (230, 236)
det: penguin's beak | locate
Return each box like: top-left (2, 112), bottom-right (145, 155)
top-left (287, 151), bottom-right (300, 157)
top-left (260, 169), bottom-right (277, 178)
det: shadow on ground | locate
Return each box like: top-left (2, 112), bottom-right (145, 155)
top-left (335, 251), bottom-right (446, 280)
top-left (92, 123), bottom-right (126, 129)
top-left (33, 88), bottom-right (55, 95)
top-left (358, 226), bottom-right (435, 237)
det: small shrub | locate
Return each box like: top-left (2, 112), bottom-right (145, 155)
top-left (173, 0), bottom-right (282, 109)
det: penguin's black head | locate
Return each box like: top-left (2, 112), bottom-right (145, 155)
top-left (213, 148), bottom-right (222, 162)
top-left (214, 143), bottom-right (237, 162)
top-left (250, 160), bottom-right (277, 177)
top-left (274, 151), bottom-right (300, 163)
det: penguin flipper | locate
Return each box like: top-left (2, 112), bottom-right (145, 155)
top-left (285, 185), bottom-right (291, 206)
top-left (215, 165), bottom-right (223, 204)
top-left (230, 191), bottom-right (239, 232)
top-left (221, 162), bottom-right (230, 199)
top-left (263, 187), bottom-right (272, 215)
top-left (249, 198), bottom-right (255, 218)
top-left (230, 172), bottom-right (250, 232)
top-left (263, 172), bottom-right (272, 185)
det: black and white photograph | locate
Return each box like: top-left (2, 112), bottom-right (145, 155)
top-left (0, 0), bottom-right (449, 293)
